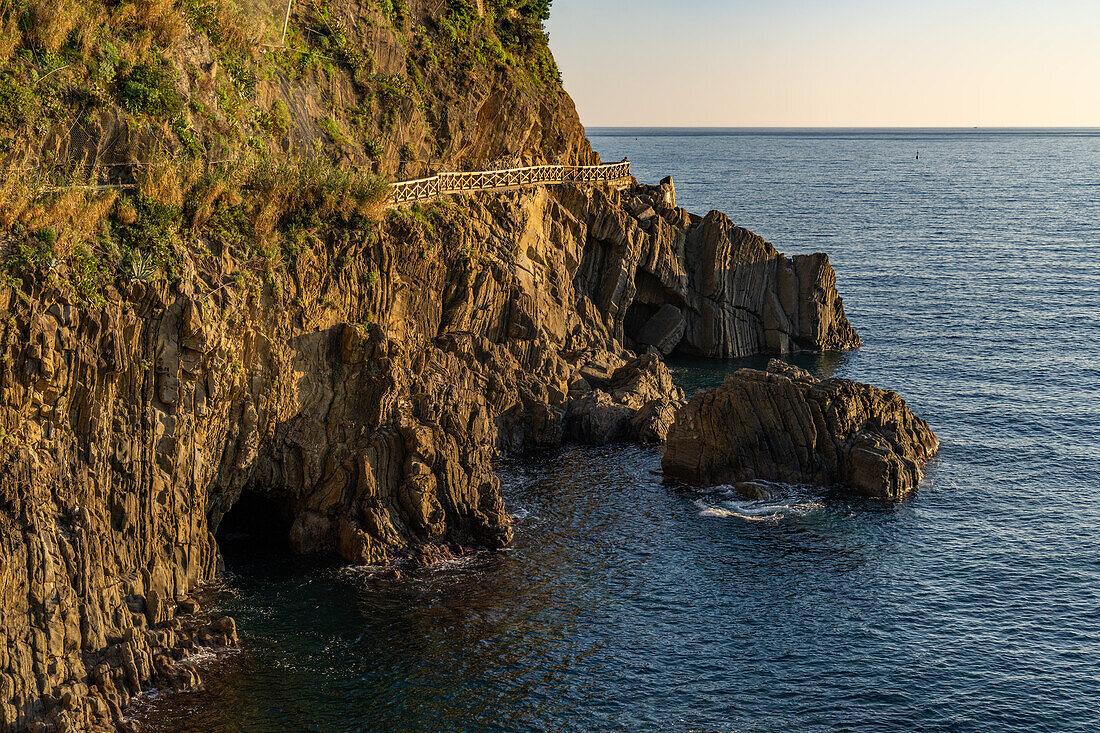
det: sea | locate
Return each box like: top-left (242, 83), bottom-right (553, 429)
top-left (138, 129), bottom-right (1100, 732)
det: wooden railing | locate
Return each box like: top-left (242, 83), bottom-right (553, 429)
top-left (388, 160), bottom-right (632, 206)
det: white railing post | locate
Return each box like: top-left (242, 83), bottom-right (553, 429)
top-left (281, 0), bottom-right (293, 45)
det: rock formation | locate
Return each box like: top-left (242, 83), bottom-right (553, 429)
top-left (565, 354), bottom-right (685, 445)
top-left (570, 179), bottom-right (861, 358)
top-left (0, 178), bottom-right (861, 731)
top-left (662, 360), bottom-right (939, 499)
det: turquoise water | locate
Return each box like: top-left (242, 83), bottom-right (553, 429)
top-left (141, 129), bottom-right (1100, 732)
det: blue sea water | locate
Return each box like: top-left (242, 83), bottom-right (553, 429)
top-left (141, 129), bottom-right (1100, 732)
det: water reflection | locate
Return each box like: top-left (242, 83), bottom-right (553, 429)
top-left (667, 349), bottom-right (852, 394)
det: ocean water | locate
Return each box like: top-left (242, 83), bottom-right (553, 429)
top-left (140, 129), bottom-right (1100, 732)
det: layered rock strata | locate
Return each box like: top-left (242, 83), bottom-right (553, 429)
top-left (570, 178), bottom-right (861, 358)
top-left (0, 176), bottom-right (861, 730)
top-left (565, 354), bottom-right (685, 445)
top-left (0, 0), bottom-right (870, 727)
top-left (662, 360), bottom-right (939, 499)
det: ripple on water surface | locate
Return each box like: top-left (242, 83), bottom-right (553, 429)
top-left (142, 130), bottom-right (1100, 732)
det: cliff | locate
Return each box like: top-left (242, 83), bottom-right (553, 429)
top-left (2, 0), bottom-right (593, 180)
top-left (0, 2), bottom-right (861, 731)
top-left (574, 179), bottom-right (860, 358)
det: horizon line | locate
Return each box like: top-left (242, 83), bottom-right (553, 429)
top-left (584, 124), bottom-right (1100, 130)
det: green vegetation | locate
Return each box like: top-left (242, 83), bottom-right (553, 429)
top-left (0, 0), bottom-right (562, 307)
top-left (437, 0), bottom-right (559, 84)
top-left (0, 154), bottom-right (388, 307)
top-left (119, 58), bottom-right (183, 116)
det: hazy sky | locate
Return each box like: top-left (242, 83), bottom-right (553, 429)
top-left (546, 0), bottom-right (1100, 127)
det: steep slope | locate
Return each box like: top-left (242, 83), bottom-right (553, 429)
top-left (1, 0), bottom-right (593, 180)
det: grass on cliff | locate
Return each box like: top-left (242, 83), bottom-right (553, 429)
top-left (0, 0), bottom-right (564, 306)
top-left (0, 0), bottom-right (564, 178)
top-left (0, 154), bottom-right (389, 307)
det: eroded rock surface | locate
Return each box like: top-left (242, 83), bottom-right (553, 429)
top-left (0, 168), bottom-right (870, 731)
top-left (662, 360), bottom-right (939, 499)
top-left (0, 0), bottom-right (872, 727)
top-left (571, 178), bottom-right (861, 359)
top-left (565, 354), bottom-right (685, 445)
top-left (0, 177), bottom-right (863, 731)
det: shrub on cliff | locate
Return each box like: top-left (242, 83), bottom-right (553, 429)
top-left (0, 0), bottom-right (582, 305)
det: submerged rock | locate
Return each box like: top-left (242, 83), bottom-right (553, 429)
top-left (662, 360), bottom-right (939, 499)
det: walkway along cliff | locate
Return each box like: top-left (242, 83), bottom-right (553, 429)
top-left (0, 1), bottom-right (861, 730)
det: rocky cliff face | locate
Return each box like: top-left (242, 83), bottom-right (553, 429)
top-left (662, 360), bottom-right (939, 499)
top-left (7, 0), bottom-right (595, 183)
top-left (0, 177), bottom-right (859, 731)
top-left (572, 179), bottom-right (860, 358)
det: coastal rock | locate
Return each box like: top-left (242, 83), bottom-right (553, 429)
top-left (0, 179), bottom-right (864, 731)
top-left (662, 360), bottom-right (939, 499)
top-left (565, 355), bottom-right (685, 445)
top-left (636, 304), bottom-right (688, 355)
top-left (0, 2), bottom-right (865, 729)
top-left (567, 181), bottom-right (861, 359)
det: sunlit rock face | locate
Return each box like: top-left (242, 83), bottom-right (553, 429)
top-left (0, 176), bottom-right (861, 731)
top-left (663, 360), bottom-right (939, 499)
top-left (571, 178), bottom-right (861, 359)
top-left (0, 0), bottom-right (865, 727)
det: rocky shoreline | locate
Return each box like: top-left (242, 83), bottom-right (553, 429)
top-left (0, 174), bottom-right (867, 732)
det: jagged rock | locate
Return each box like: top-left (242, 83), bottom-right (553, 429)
top-left (629, 399), bottom-right (682, 444)
top-left (0, 178), bottom-right (865, 730)
top-left (565, 355), bottom-right (685, 445)
top-left (0, 3), bottom-right (869, 724)
top-left (662, 360), bottom-right (939, 499)
top-left (658, 177), bottom-right (677, 208)
top-left (567, 183), bottom-right (860, 359)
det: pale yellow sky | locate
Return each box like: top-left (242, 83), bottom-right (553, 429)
top-left (546, 0), bottom-right (1100, 127)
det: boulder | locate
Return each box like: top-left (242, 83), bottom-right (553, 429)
top-left (571, 182), bottom-right (861, 360)
top-left (636, 304), bottom-right (687, 355)
top-left (662, 360), bottom-right (939, 499)
top-left (658, 176), bottom-right (676, 209)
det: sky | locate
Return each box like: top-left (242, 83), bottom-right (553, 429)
top-left (545, 0), bottom-right (1100, 127)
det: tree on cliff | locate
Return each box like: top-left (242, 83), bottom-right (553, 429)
top-left (487, 0), bottom-right (554, 43)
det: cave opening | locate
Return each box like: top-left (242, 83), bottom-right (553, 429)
top-left (214, 490), bottom-right (295, 559)
top-left (623, 269), bottom-right (685, 348)
top-left (623, 299), bottom-right (659, 345)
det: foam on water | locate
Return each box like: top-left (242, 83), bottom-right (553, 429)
top-left (692, 482), bottom-right (829, 522)
top-left (694, 497), bottom-right (825, 522)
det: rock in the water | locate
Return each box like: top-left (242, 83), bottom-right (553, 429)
top-left (662, 360), bottom-right (939, 499)
top-left (569, 182), bottom-right (861, 360)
